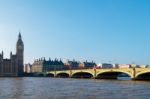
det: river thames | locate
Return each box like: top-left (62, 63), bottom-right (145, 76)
top-left (0, 77), bottom-right (150, 99)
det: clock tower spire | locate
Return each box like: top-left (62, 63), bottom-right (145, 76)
top-left (16, 32), bottom-right (24, 76)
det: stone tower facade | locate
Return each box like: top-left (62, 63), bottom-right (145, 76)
top-left (16, 33), bottom-right (24, 76)
top-left (0, 33), bottom-right (24, 77)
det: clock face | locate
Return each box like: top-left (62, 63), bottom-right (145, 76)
top-left (18, 45), bottom-right (23, 49)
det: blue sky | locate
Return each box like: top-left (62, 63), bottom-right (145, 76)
top-left (0, 0), bottom-right (150, 64)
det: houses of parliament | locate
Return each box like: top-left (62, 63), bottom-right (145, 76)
top-left (0, 33), bottom-right (24, 77)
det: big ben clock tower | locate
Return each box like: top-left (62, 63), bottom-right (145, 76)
top-left (16, 33), bottom-right (24, 76)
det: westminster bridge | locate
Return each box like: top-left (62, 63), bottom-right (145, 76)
top-left (40, 68), bottom-right (150, 80)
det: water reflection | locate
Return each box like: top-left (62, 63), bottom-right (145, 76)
top-left (0, 78), bottom-right (150, 99)
top-left (117, 77), bottom-right (131, 80)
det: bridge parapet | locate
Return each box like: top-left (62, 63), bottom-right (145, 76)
top-left (46, 68), bottom-right (150, 80)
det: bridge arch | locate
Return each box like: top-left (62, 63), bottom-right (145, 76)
top-left (46, 73), bottom-right (55, 77)
top-left (71, 71), bottom-right (94, 78)
top-left (38, 73), bottom-right (44, 77)
top-left (56, 73), bottom-right (70, 78)
top-left (136, 71), bottom-right (150, 80)
top-left (96, 70), bottom-right (132, 79)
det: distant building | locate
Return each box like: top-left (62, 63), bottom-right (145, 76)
top-left (113, 64), bottom-right (119, 68)
top-left (64, 62), bottom-right (70, 70)
top-left (67, 60), bottom-right (80, 69)
top-left (79, 62), bottom-right (84, 69)
top-left (146, 65), bottom-right (150, 68)
top-left (43, 58), bottom-right (64, 72)
top-left (0, 33), bottom-right (24, 77)
top-left (101, 63), bottom-right (113, 68)
top-left (32, 58), bottom-right (64, 73)
top-left (64, 60), bottom-right (96, 69)
top-left (97, 63), bottom-right (102, 68)
top-left (140, 65), bottom-right (146, 68)
top-left (24, 63), bottom-right (32, 73)
top-left (135, 65), bottom-right (141, 68)
top-left (119, 64), bottom-right (131, 68)
top-left (83, 60), bottom-right (96, 69)
top-left (32, 59), bottom-right (44, 73)
top-left (130, 64), bottom-right (137, 68)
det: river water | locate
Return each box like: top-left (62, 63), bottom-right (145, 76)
top-left (0, 77), bottom-right (150, 99)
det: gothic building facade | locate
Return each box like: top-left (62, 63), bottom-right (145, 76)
top-left (0, 33), bottom-right (24, 77)
top-left (32, 58), bottom-right (64, 73)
